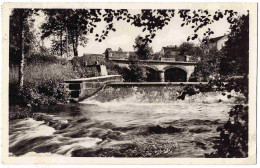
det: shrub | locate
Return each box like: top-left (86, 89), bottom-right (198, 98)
top-left (206, 105), bottom-right (248, 158)
top-left (25, 54), bottom-right (67, 65)
top-left (9, 62), bottom-right (77, 112)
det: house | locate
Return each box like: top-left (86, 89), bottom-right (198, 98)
top-left (208, 35), bottom-right (228, 50)
top-left (158, 45), bottom-right (196, 62)
top-left (105, 48), bottom-right (137, 60)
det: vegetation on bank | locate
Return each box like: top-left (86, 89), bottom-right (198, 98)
top-left (177, 14), bottom-right (249, 158)
top-left (178, 76), bottom-right (248, 158)
top-left (9, 55), bottom-right (78, 119)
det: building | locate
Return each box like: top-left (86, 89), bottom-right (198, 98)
top-left (208, 35), bottom-right (228, 50)
top-left (159, 45), bottom-right (195, 62)
top-left (105, 48), bottom-right (136, 60)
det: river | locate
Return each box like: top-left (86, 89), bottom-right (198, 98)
top-left (9, 87), bottom-right (245, 157)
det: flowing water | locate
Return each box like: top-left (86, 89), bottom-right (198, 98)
top-left (9, 86), bottom-right (245, 157)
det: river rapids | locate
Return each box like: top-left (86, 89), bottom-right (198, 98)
top-left (9, 86), bottom-right (245, 157)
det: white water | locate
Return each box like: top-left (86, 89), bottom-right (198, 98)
top-left (9, 88), bottom-right (245, 157)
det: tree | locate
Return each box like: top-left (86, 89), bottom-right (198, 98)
top-left (120, 55), bottom-right (147, 82)
top-left (133, 35), bottom-right (153, 60)
top-left (118, 47), bottom-right (123, 52)
top-left (220, 13), bottom-right (249, 76)
top-left (9, 9), bottom-right (37, 90)
top-left (41, 9), bottom-right (102, 57)
top-left (179, 42), bottom-right (196, 55)
top-left (189, 43), bottom-right (223, 81)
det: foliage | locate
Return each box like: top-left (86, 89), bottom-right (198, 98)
top-left (41, 9), bottom-right (240, 49)
top-left (206, 105), bottom-right (248, 158)
top-left (9, 9), bottom-right (41, 90)
top-left (178, 76), bottom-right (248, 158)
top-left (25, 54), bottom-right (67, 65)
top-left (189, 46), bottom-right (223, 82)
top-left (9, 106), bottom-right (31, 120)
top-left (112, 64), bottom-right (147, 82)
top-left (95, 9), bottom-right (175, 44)
top-left (220, 13), bottom-right (249, 76)
top-left (133, 35), bottom-right (153, 60)
top-left (41, 9), bottom-right (102, 57)
top-left (126, 63), bottom-right (148, 82)
top-left (179, 42), bottom-right (201, 56)
top-left (9, 9), bottom-right (39, 66)
top-left (179, 10), bottom-right (240, 42)
top-left (9, 62), bottom-right (78, 111)
top-left (96, 9), bottom-right (239, 44)
top-left (189, 13), bottom-right (249, 81)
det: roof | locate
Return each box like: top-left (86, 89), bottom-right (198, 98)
top-left (162, 47), bottom-right (181, 52)
top-left (209, 35), bottom-right (227, 43)
top-left (163, 47), bottom-right (180, 50)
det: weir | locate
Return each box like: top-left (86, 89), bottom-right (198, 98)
top-left (64, 75), bottom-right (208, 102)
top-left (64, 75), bottom-right (123, 102)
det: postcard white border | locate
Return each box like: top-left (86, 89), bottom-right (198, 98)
top-left (1, 2), bottom-right (257, 165)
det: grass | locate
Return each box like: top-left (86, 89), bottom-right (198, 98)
top-left (10, 62), bottom-right (78, 84)
top-left (9, 59), bottom-right (80, 119)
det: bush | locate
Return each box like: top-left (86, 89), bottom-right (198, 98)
top-left (25, 54), bottom-right (67, 65)
top-left (177, 76), bottom-right (249, 158)
top-left (9, 61), bottom-right (78, 112)
top-left (206, 105), bottom-right (248, 158)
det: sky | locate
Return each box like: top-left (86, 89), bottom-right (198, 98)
top-left (33, 9), bottom-right (246, 56)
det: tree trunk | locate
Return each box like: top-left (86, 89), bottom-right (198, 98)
top-left (71, 30), bottom-right (78, 57)
top-left (75, 29), bottom-right (78, 57)
top-left (66, 26), bottom-right (69, 58)
top-left (18, 12), bottom-right (25, 91)
top-left (60, 27), bottom-right (63, 57)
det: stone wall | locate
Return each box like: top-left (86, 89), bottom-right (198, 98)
top-left (64, 75), bottom-right (123, 102)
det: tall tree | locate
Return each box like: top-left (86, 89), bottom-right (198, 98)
top-left (41, 9), bottom-right (101, 57)
top-left (9, 9), bottom-right (37, 90)
top-left (220, 13), bottom-right (249, 76)
top-left (179, 42), bottom-right (198, 55)
top-left (41, 10), bottom-right (69, 57)
top-left (195, 47), bottom-right (222, 81)
top-left (133, 35), bottom-right (153, 60)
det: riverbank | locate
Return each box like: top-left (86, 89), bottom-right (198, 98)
top-left (9, 56), bottom-right (80, 120)
top-left (9, 106), bottom-right (31, 120)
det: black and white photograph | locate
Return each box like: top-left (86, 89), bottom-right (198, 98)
top-left (1, 2), bottom-right (257, 165)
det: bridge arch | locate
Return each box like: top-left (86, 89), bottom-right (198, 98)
top-left (163, 65), bottom-right (188, 72)
top-left (164, 67), bottom-right (188, 82)
top-left (142, 66), bottom-right (159, 82)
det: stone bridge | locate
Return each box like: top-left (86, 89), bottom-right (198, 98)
top-left (111, 59), bottom-right (197, 82)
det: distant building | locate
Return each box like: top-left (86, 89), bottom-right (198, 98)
top-left (208, 35), bottom-right (228, 50)
top-left (159, 45), bottom-right (184, 61)
top-left (158, 45), bottom-right (196, 62)
top-left (105, 46), bottom-right (198, 62)
top-left (105, 48), bottom-right (137, 60)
